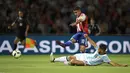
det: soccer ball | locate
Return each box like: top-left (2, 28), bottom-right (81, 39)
top-left (12, 50), bottom-right (21, 58)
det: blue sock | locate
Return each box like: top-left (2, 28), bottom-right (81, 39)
top-left (64, 40), bottom-right (73, 46)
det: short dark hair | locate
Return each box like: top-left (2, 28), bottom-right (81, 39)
top-left (18, 8), bottom-right (26, 14)
top-left (19, 9), bottom-right (24, 12)
top-left (18, 8), bottom-right (28, 17)
top-left (99, 44), bottom-right (107, 51)
top-left (73, 6), bottom-right (81, 11)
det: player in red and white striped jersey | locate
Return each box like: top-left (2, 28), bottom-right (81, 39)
top-left (56, 6), bottom-right (89, 53)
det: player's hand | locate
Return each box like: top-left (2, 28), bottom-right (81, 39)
top-left (8, 23), bottom-right (15, 29)
top-left (84, 34), bottom-right (88, 38)
top-left (25, 32), bottom-right (28, 36)
top-left (8, 26), bottom-right (11, 29)
top-left (70, 23), bottom-right (76, 27)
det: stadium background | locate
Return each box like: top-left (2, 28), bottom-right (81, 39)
top-left (0, 0), bottom-right (130, 73)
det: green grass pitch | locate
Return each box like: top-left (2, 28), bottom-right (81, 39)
top-left (0, 54), bottom-right (130, 73)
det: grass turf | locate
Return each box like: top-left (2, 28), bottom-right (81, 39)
top-left (0, 54), bottom-right (130, 73)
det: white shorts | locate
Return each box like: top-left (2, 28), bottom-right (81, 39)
top-left (73, 53), bottom-right (89, 65)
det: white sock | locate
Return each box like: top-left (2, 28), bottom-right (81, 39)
top-left (64, 61), bottom-right (70, 65)
top-left (54, 56), bottom-right (67, 62)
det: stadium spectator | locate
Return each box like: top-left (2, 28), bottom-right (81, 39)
top-left (88, 18), bottom-right (101, 36)
top-left (0, 0), bottom-right (129, 35)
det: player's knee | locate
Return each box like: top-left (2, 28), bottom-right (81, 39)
top-left (14, 40), bottom-right (18, 44)
top-left (21, 42), bottom-right (25, 45)
top-left (70, 59), bottom-right (76, 65)
top-left (21, 40), bottom-right (25, 45)
top-left (70, 38), bottom-right (76, 43)
top-left (69, 56), bottom-right (76, 61)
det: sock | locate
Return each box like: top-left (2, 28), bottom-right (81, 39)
top-left (13, 44), bottom-right (17, 51)
top-left (64, 40), bottom-right (72, 46)
top-left (54, 56), bottom-right (67, 62)
top-left (64, 61), bottom-right (70, 65)
top-left (86, 38), bottom-right (88, 44)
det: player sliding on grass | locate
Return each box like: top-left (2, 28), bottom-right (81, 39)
top-left (56, 6), bottom-right (89, 53)
top-left (50, 34), bottom-right (128, 67)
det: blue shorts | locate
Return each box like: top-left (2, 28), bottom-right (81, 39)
top-left (70, 32), bottom-right (88, 46)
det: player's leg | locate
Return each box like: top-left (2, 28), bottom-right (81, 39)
top-left (20, 36), bottom-right (26, 45)
top-left (50, 53), bottom-right (88, 66)
top-left (69, 54), bottom-right (88, 66)
top-left (78, 39), bottom-right (87, 53)
top-left (65, 32), bottom-right (82, 46)
top-left (13, 37), bottom-right (20, 51)
top-left (53, 56), bottom-right (68, 62)
top-left (56, 32), bottom-right (82, 48)
top-left (19, 36), bottom-right (26, 50)
top-left (50, 53), bottom-right (82, 63)
top-left (50, 53), bottom-right (80, 66)
top-left (50, 53), bottom-right (80, 63)
top-left (50, 52), bottom-right (69, 62)
top-left (70, 59), bottom-right (85, 66)
top-left (68, 56), bottom-right (76, 60)
top-left (79, 33), bottom-right (88, 53)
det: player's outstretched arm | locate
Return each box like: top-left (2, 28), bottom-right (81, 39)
top-left (8, 22), bottom-right (16, 29)
top-left (70, 22), bottom-right (77, 26)
top-left (109, 61), bottom-right (128, 67)
top-left (84, 34), bottom-right (97, 48)
top-left (8, 18), bottom-right (18, 29)
top-left (70, 20), bottom-right (82, 26)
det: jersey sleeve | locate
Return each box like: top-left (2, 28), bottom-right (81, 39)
top-left (14, 17), bottom-right (19, 24)
top-left (102, 55), bottom-right (111, 63)
top-left (77, 14), bottom-right (86, 22)
top-left (94, 46), bottom-right (99, 50)
top-left (25, 19), bottom-right (30, 25)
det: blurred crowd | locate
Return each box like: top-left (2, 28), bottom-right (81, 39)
top-left (0, 0), bottom-right (130, 35)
